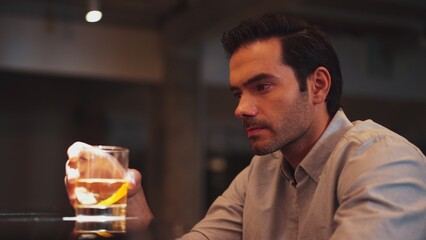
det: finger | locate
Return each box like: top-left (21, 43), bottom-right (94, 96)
top-left (65, 159), bottom-right (80, 180)
top-left (65, 158), bottom-right (78, 207)
top-left (67, 141), bottom-right (92, 159)
top-left (64, 176), bottom-right (77, 206)
top-left (126, 169), bottom-right (142, 195)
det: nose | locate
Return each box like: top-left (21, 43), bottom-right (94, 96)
top-left (234, 96), bottom-right (257, 119)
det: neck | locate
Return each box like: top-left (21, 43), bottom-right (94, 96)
top-left (282, 111), bottom-right (331, 169)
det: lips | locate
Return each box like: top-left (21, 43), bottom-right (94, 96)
top-left (245, 125), bottom-right (267, 138)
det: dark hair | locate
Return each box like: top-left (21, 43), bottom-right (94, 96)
top-left (221, 13), bottom-right (342, 117)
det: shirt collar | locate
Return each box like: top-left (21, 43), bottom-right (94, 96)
top-left (281, 109), bottom-right (353, 183)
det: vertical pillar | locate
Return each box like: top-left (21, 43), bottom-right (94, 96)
top-left (161, 43), bottom-right (205, 232)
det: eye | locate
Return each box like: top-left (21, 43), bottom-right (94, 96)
top-left (232, 90), bottom-right (242, 100)
top-left (256, 83), bottom-right (271, 92)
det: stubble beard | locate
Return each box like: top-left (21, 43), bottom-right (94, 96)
top-left (249, 92), bottom-right (311, 156)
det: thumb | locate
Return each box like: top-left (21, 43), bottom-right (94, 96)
top-left (126, 169), bottom-right (142, 196)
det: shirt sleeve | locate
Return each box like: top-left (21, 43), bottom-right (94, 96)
top-left (177, 166), bottom-right (249, 240)
top-left (331, 134), bottom-right (426, 240)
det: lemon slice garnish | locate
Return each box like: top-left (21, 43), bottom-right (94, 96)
top-left (96, 231), bottom-right (114, 238)
top-left (97, 182), bottom-right (129, 206)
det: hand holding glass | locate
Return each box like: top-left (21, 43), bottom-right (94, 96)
top-left (66, 142), bottom-right (129, 234)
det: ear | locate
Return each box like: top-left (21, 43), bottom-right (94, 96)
top-left (307, 66), bottom-right (331, 105)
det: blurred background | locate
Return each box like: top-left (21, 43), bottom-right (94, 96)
top-left (0, 0), bottom-right (425, 238)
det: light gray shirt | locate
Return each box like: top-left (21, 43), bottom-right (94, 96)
top-left (179, 109), bottom-right (426, 240)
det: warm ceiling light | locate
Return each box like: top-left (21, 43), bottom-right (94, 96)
top-left (86, 10), bottom-right (102, 23)
top-left (85, 0), bottom-right (102, 23)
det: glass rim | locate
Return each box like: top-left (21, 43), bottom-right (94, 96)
top-left (93, 145), bottom-right (129, 153)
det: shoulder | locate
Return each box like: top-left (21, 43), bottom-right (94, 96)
top-left (336, 119), bottom-right (424, 162)
top-left (346, 119), bottom-right (411, 144)
top-left (330, 119), bottom-right (426, 199)
top-left (326, 120), bottom-right (426, 239)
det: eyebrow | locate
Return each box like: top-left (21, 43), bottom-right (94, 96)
top-left (230, 73), bottom-right (278, 92)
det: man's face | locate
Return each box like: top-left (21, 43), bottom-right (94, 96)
top-left (229, 38), bottom-right (314, 155)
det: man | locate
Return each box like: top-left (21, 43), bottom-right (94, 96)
top-left (66, 13), bottom-right (426, 239)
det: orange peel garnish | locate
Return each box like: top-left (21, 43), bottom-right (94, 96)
top-left (97, 182), bottom-right (129, 206)
top-left (96, 231), bottom-right (114, 238)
